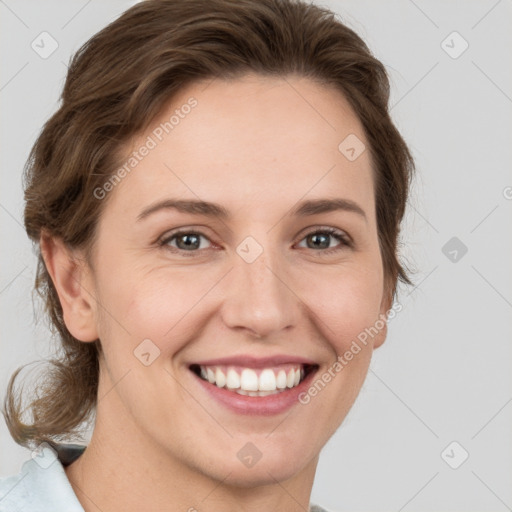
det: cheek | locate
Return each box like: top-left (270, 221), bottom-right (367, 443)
top-left (299, 259), bottom-right (384, 355)
top-left (90, 261), bottom-right (176, 363)
top-left (117, 268), bottom-right (215, 348)
top-left (123, 284), bottom-right (181, 340)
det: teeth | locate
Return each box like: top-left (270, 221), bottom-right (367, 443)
top-left (226, 368), bottom-right (240, 389)
top-left (215, 368), bottom-right (226, 388)
top-left (196, 364), bottom-right (307, 393)
top-left (286, 369), bottom-right (295, 388)
top-left (276, 370), bottom-right (287, 389)
top-left (240, 369), bottom-right (259, 391)
top-left (259, 369), bottom-right (276, 391)
top-left (235, 389), bottom-right (281, 396)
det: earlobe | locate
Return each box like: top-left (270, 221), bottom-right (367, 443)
top-left (373, 288), bottom-right (393, 350)
top-left (40, 232), bottom-right (99, 342)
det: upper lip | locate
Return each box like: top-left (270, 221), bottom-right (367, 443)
top-left (190, 355), bottom-right (318, 368)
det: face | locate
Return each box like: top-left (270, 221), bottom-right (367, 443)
top-left (64, 74), bottom-right (390, 486)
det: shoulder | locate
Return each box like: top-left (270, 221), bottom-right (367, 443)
top-left (0, 443), bottom-right (86, 512)
top-left (310, 505), bottom-right (340, 512)
top-left (310, 504), bottom-right (335, 512)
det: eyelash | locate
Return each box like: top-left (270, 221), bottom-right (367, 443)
top-left (157, 227), bottom-right (353, 257)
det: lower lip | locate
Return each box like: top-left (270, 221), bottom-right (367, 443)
top-left (191, 368), bottom-right (318, 416)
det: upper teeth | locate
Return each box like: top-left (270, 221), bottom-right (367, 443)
top-left (198, 365), bottom-right (304, 395)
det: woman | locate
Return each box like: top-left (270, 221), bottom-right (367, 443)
top-left (0, 0), bottom-right (414, 510)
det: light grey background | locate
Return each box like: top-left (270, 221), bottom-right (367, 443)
top-left (1, 1), bottom-right (511, 511)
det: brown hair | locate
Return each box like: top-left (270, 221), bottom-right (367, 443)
top-left (3, 0), bottom-right (414, 449)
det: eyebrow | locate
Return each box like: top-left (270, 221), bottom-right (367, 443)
top-left (136, 197), bottom-right (367, 222)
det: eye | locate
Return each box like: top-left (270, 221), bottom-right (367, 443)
top-left (296, 227), bottom-right (352, 255)
top-left (159, 230), bottom-right (214, 255)
top-left (158, 227), bottom-right (352, 257)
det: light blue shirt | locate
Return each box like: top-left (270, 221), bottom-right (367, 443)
top-left (0, 443), bottom-right (86, 511)
top-left (0, 443), bottom-right (330, 511)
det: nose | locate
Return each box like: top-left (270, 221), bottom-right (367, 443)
top-left (220, 245), bottom-right (300, 340)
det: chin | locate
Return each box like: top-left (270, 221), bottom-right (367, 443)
top-left (220, 460), bottom-right (307, 488)
top-left (197, 440), bottom-right (316, 488)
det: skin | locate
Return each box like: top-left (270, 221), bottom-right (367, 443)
top-left (42, 73), bottom-right (391, 512)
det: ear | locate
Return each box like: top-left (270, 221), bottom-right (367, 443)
top-left (372, 286), bottom-right (393, 350)
top-left (40, 232), bottom-right (99, 342)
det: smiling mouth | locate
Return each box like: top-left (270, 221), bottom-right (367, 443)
top-left (189, 363), bottom-right (318, 396)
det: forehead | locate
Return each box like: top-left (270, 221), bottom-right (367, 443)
top-left (107, 74), bottom-right (375, 221)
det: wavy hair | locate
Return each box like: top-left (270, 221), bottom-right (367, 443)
top-left (3, 0), bottom-right (414, 449)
